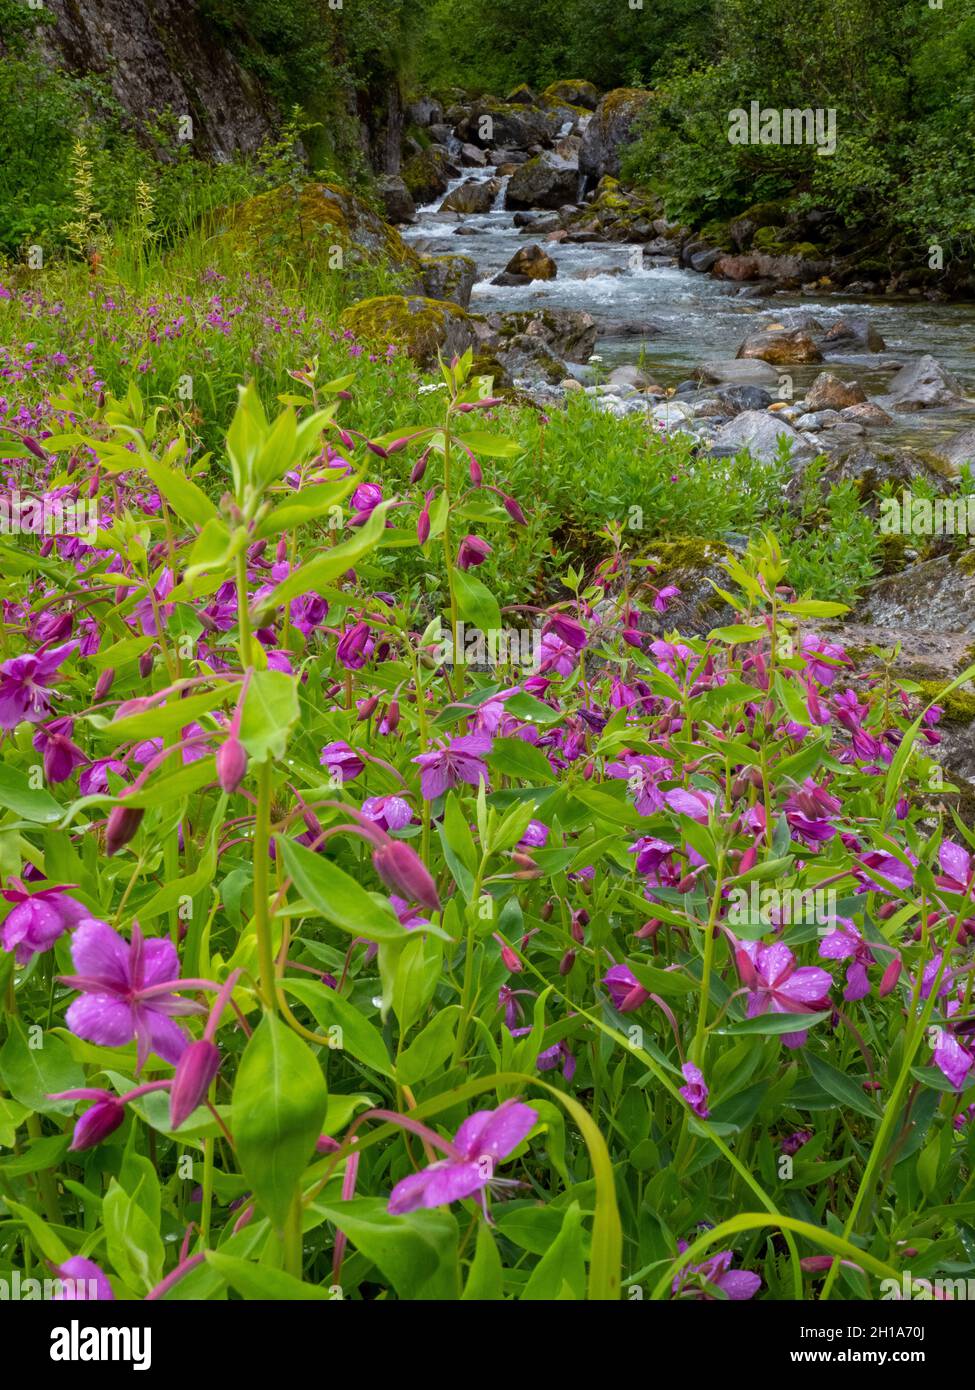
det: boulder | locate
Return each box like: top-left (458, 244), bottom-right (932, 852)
top-left (456, 100), bottom-right (557, 150)
top-left (503, 243), bottom-right (558, 280)
top-left (736, 327), bottom-right (823, 366)
top-left (402, 148), bottom-right (458, 205)
top-left (542, 79), bottom-right (600, 111)
top-left (879, 355), bottom-right (967, 413)
top-left (376, 175), bottom-right (416, 224)
top-left (213, 181), bottom-right (421, 282)
top-left (820, 317), bottom-right (886, 353)
top-left (479, 308), bottom-right (597, 363)
top-left (855, 555), bottom-right (975, 634)
top-left (716, 385), bottom-right (774, 414)
top-left (931, 426), bottom-right (975, 478)
top-left (608, 365), bottom-right (653, 390)
top-left (339, 295), bottom-right (477, 366)
top-left (708, 410), bottom-right (814, 464)
top-left (419, 253), bottom-right (477, 308)
top-left (578, 88), bottom-right (652, 182)
top-left (505, 84), bottom-right (537, 106)
top-left (695, 359), bottom-right (780, 387)
top-left (406, 96), bottom-right (444, 127)
top-left (440, 178), bottom-right (501, 214)
top-left (840, 402), bottom-right (892, 427)
top-left (784, 444), bottom-right (952, 512)
top-left (505, 152), bottom-right (579, 210)
top-left (460, 142), bottom-right (489, 167)
top-left (491, 272), bottom-right (531, 286)
top-left (690, 248), bottom-right (723, 273)
top-left (804, 372), bottom-right (867, 412)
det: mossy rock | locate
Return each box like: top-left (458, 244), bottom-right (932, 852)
top-left (339, 295), bottom-right (478, 366)
top-left (401, 148), bottom-right (455, 205)
top-left (541, 79), bottom-right (600, 110)
top-left (752, 225), bottom-right (789, 254)
top-left (788, 241), bottom-right (821, 259)
top-left (213, 182), bottom-right (421, 282)
top-left (915, 681), bottom-right (975, 723)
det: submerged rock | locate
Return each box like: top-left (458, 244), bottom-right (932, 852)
top-left (736, 326), bottom-right (823, 365)
top-left (503, 243), bottom-right (558, 280)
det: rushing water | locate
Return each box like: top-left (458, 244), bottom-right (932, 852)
top-left (403, 164), bottom-right (975, 448)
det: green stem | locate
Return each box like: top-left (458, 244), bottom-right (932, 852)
top-left (253, 759), bottom-right (277, 1014)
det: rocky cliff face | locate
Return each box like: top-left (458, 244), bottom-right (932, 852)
top-left (39, 0), bottom-right (274, 157)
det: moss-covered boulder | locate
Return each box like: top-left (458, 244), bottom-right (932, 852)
top-left (402, 147), bottom-right (457, 205)
top-left (542, 79), bottom-right (600, 111)
top-left (419, 254), bottom-right (477, 308)
top-left (339, 295), bottom-right (478, 366)
top-left (213, 182), bottom-right (421, 282)
top-left (578, 88), bottom-right (652, 182)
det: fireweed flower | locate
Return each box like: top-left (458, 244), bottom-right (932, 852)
top-left (672, 1242), bottom-right (761, 1301)
top-left (937, 840), bottom-right (974, 895)
top-left (361, 794), bottom-right (413, 831)
top-left (679, 1062), bottom-right (710, 1118)
top-left (52, 1256), bottom-right (114, 1301)
top-left (372, 839), bottom-right (441, 913)
top-left (734, 941), bottom-right (832, 1048)
top-left (61, 920), bottom-right (207, 1069)
top-left (0, 640), bottom-right (78, 729)
top-left (336, 621), bottom-right (373, 670)
top-left (320, 741), bottom-right (365, 783)
top-left (457, 534), bottom-right (492, 570)
top-left (33, 716), bottom-right (87, 783)
top-left (783, 780), bottom-right (841, 845)
top-left (538, 1040), bottom-right (576, 1082)
top-left (818, 920), bottom-right (878, 1001)
top-left (0, 882), bottom-right (89, 963)
top-left (413, 734), bottom-right (492, 800)
top-left (603, 964), bottom-right (650, 1013)
top-left (387, 1099), bottom-right (537, 1215)
top-left (932, 1028), bottom-right (975, 1091)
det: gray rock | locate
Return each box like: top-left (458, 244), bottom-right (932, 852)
top-left (376, 175), bottom-right (416, 224)
top-left (690, 248), bottom-right (723, 273)
top-left (419, 253), bottom-right (477, 308)
top-left (460, 143), bottom-right (488, 167)
top-left (855, 555), bottom-right (975, 634)
top-left (578, 88), bottom-right (653, 182)
top-left (695, 359), bottom-right (780, 387)
top-left (929, 426), bottom-right (975, 478)
top-left (879, 354), bottom-right (967, 413)
top-left (607, 365), bottom-right (654, 390)
top-left (716, 385), bottom-right (774, 414)
top-left (407, 97), bottom-right (444, 127)
top-left (796, 410), bottom-right (844, 430)
top-left (440, 178), bottom-right (501, 214)
top-left (709, 410), bottom-right (814, 464)
top-left (505, 152), bottom-right (580, 210)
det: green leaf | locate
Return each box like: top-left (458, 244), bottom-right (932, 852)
top-left (627, 960), bottom-right (699, 998)
top-left (453, 429), bottom-right (521, 458)
top-left (487, 737), bottom-right (557, 785)
top-left (707, 624), bottom-right (768, 643)
top-left (205, 1251), bottom-right (333, 1300)
top-left (103, 1179), bottom-right (165, 1293)
top-left (278, 838), bottom-right (408, 943)
top-left (0, 1095), bottom-right (29, 1147)
top-left (805, 1052), bottom-right (881, 1120)
top-left (392, 932), bottom-right (442, 1034)
top-left (239, 669), bottom-right (300, 763)
top-left (452, 567), bottom-right (502, 632)
top-left (280, 977), bottom-right (395, 1080)
top-left (461, 1221), bottom-right (504, 1300)
top-left (0, 1022), bottom-right (84, 1114)
top-left (716, 1009), bottom-right (832, 1037)
top-left (0, 765), bottom-right (62, 823)
top-left (522, 1201), bottom-right (587, 1299)
top-left (231, 1014), bottom-right (328, 1228)
top-left (257, 501), bottom-right (395, 611)
top-left (3, 1197), bottom-right (71, 1264)
top-left (138, 452), bottom-right (218, 530)
top-left (397, 1006), bottom-right (459, 1086)
top-left (315, 1197), bottom-right (461, 1299)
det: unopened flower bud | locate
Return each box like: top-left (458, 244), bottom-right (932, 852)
top-left (105, 795), bottom-right (145, 856)
top-left (559, 949), bottom-right (576, 976)
top-left (94, 668), bottom-right (114, 700)
top-left (170, 1041), bottom-right (221, 1130)
top-left (71, 1096), bottom-right (124, 1151)
top-left (372, 840), bottom-right (440, 913)
top-left (878, 956), bottom-right (902, 997)
top-left (216, 735), bottom-right (247, 794)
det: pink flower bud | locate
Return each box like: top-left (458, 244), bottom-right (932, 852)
top-left (105, 795), bottom-right (144, 856)
top-left (70, 1096), bottom-right (125, 1151)
top-left (738, 845), bottom-right (758, 875)
top-left (502, 493), bottom-right (527, 525)
top-left (93, 668), bottom-right (115, 700)
top-left (23, 435), bottom-right (48, 461)
top-left (216, 736), bottom-right (247, 794)
top-left (138, 650), bottom-right (154, 678)
top-left (559, 950), bottom-right (576, 976)
top-left (410, 449), bottom-right (430, 484)
top-left (170, 1041), bottom-right (221, 1130)
top-left (469, 455), bottom-right (483, 487)
top-left (878, 956), bottom-right (902, 997)
top-left (372, 840), bottom-right (441, 912)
